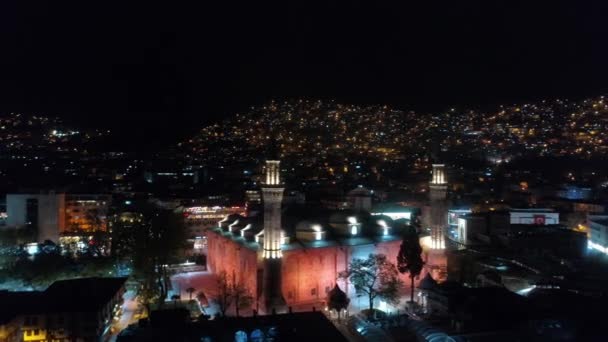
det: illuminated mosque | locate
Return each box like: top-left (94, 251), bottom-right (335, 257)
top-left (206, 157), bottom-right (449, 313)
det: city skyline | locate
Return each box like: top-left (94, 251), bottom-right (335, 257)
top-left (1, 2), bottom-right (608, 149)
top-left (2, 2), bottom-right (608, 341)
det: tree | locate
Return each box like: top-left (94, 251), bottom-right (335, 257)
top-left (10, 241), bottom-right (75, 289)
top-left (171, 294), bottom-right (181, 308)
top-left (138, 271), bottom-right (160, 315)
top-left (197, 291), bottom-right (210, 312)
top-left (212, 271), bottom-right (253, 317)
top-left (87, 230), bottom-right (110, 257)
top-left (339, 254), bottom-right (403, 313)
top-left (215, 271), bottom-right (233, 317)
top-left (232, 281), bottom-right (253, 317)
top-left (327, 284), bottom-right (350, 322)
top-left (186, 287), bottom-right (196, 301)
top-left (0, 227), bottom-right (36, 247)
top-left (109, 198), bottom-right (188, 307)
top-left (409, 214), bottom-right (422, 235)
top-left (397, 227), bottom-right (424, 303)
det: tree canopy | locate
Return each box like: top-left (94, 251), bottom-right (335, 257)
top-left (109, 198), bottom-right (188, 308)
top-left (340, 253), bottom-right (403, 312)
top-left (327, 284), bottom-right (350, 321)
top-left (397, 227), bottom-right (424, 302)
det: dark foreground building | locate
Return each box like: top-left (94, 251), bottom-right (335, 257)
top-left (0, 277), bottom-right (126, 342)
top-left (117, 310), bottom-right (347, 342)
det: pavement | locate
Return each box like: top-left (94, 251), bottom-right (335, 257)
top-left (171, 271), bottom-right (220, 316)
top-left (170, 271), bottom-right (418, 317)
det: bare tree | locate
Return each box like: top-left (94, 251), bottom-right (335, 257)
top-left (213, 272), bottom-right (253, 317)
top-left (186, 287), bottom-right (196, 301)
top-left (232, 281), bottom-right (253, 317)
top-left (215, 271), bottom-right (233, 317)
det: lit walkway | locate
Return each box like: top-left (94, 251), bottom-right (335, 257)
top-left (108, 290), bottom-right (139, 342)
top-left (170, 271), bottom-right (220, 316)
top-left (170, 271), bottom-right (418, 318)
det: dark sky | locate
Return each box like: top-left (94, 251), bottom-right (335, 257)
top-left (1, 1), bottom-right (607, 150)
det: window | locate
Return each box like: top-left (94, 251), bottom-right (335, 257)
top-left (287, 291), bottom-right (294, 299)
top-left (26, 330), bottom-right (32, 336)
top-left (34, 329), bottom-right (39, 335)
top-left (311, 288), bottom-right (317, 296)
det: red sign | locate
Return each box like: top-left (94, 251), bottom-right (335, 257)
top-left (533, 215), bottom-right (546, 225)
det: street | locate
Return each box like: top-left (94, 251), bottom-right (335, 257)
top-left (108, 290), bottom-right (139, 342)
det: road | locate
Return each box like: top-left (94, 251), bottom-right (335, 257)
top-left (108, 290), bottom-right (139, 342)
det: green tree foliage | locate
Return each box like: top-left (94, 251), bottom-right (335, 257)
top-left (340, 254), bottom-right (403, 312)
top-left (138, 275), bottom-right (160, 315)
top-left (0, 227), bottom-right (35, 272)
top-left (87, 230), bottom-right (110, 257)
top-left (0, 227), bottom-right (36, 247)
top-left (1, 238), bottom-right (117, 290)
top-left (109, 198), bottom-right (188, 306)
top-left (12, 243), bottom-right (69, 288)
top-left (397, 227), bottom-right (424, 303)
top-left (327, 284), bottom-right (350, 321)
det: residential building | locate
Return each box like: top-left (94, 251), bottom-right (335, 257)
top-left (0, 277), bottom-right (126, 342)
top-left (4, 193), bottom-right (110, 243)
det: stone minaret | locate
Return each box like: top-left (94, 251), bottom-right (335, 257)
top-left (260, 159), bottom-right (286, 312)
top-left (429, 164), bottom-right (448, 249)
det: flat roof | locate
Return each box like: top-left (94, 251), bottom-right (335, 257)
top-left (211, 227), bottom-right (402, 252)
top-left (0, 277), bottom-right (126, 323)
top-left (510, 208), bottom-right (556, 213)
top-left (121, 310), bottom-right (347, 341)
top-left (590, 219), bottom-right (608, 227)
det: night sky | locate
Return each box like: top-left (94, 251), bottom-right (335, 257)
top-left (1, 1), bottom-right (607, 150)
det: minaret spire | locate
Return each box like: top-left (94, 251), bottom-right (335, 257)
top-left (429, 163), bottom-right (447, 249)
top-left (260, 144), bottom-right (286, 312)
top-left (262, 159), bottom-right (284, 259)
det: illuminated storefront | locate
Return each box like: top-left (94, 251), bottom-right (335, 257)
top-left (183, 206), bottom-right (246, 238)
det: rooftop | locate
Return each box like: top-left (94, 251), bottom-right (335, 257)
top-left (119, 311), bottom-right (347, 342)
top-left (0, 277), bottom-right (126, 324)
top-left (510, 208), bottom-right (556, 213)
top-left (213, 205), bottom-right (407, 252)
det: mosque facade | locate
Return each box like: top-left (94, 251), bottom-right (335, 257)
top-left (206, 158), bottom-right (450, 313)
